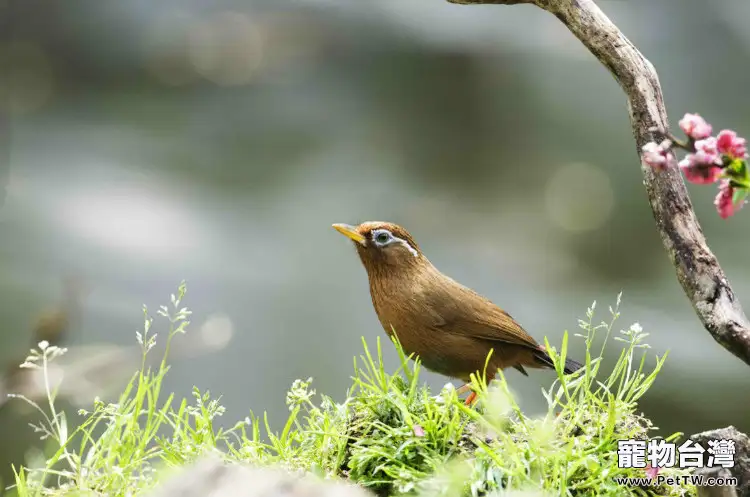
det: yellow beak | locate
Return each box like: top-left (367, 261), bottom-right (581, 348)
top-left (332, 223), bottom-right (366, 245)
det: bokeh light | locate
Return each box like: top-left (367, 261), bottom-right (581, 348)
top-left (199, 313), bottom-right (235, 352)
top-left (60, 184), bottom-right (198, 258)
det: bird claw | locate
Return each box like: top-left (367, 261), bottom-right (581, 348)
top-left (456, 383), bottom-right (479, 406)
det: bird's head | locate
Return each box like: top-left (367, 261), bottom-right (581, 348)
top-left (332, 221), bottom-right (426, 274)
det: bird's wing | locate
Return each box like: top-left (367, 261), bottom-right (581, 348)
top-left (424, 279), bottom-right (541, 350)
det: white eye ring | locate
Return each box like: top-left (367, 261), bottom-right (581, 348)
top-left (373, 230), bottom-right (391, 245)
top-left (372, 229), bottom-right (418, 257)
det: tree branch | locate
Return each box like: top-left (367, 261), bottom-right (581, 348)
top-left (448, 0), bottom-right (750, 366)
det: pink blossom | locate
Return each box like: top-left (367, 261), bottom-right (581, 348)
top-left (716, 130), bottom-right (748, 159)
top-left (645, 465), bottom-right (661, 481)
top-left (693, 137), bottom-right (722, 165)
top-left (678, 137), bottom-right (723, 184)
top-left (714, 180), bottom-right (745, 219)
top-left (641, 140), bottom-right (673, 170)
top-left (413, 424), bottom-right (425, 437)
top-left (678, 154), bottom-right (722, 185)
top-left (678, 113), bottom-right (712, 140)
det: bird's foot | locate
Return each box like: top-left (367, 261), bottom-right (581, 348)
top-left (456, 383), bottom-right (478, 406)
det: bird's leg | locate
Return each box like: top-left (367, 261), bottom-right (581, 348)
top-left (456, 383), bottom-right (479, 405)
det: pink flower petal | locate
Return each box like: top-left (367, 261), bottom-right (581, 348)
top-left (413, 424), bottom-right (425, 437)
top-left (694, 137), bottom-right (722, 165)
top-left (717, 130), bottom-right (749, 159)
top-left (642, 140), bottom-right (674, 171)
top-left (678, 113), bottom-right (712, 140)
top-left (717, 130), bottom-right (737, 155)
top-left (680, 160), bottom-right (721, 185)
top-left (714, 181), bottom-right (745, 219)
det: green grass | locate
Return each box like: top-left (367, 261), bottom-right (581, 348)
top-left (7, 286), bottom-right (695, 497)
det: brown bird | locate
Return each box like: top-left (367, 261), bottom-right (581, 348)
top-left (332, 221), bottom-right (582, 404)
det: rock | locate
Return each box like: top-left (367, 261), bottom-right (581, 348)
top-left (146, 455), bottom-right (372, 497)
top-left (692, 426), bottom-right (750, 497)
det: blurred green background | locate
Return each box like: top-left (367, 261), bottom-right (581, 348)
top-left (2, 0), bottom-right (749, 485)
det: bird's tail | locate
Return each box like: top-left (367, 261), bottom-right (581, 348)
top-left (561, 357), bottom-right (583, 375)
top-left (533, 347), bottom-right (583, 375)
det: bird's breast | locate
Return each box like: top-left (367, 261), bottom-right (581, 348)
top-left (367, 274), bottom-right (457, 372)
top-left (368, 274), bottom-right (422, 329)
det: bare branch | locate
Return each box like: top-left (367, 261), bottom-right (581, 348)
top-left (448, 0), bottom-right (750, 366)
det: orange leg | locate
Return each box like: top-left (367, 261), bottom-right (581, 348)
top-left (456, 383), bottom-right (478, 405)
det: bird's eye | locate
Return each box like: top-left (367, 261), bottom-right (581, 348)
top-left (374, 231), bottom-right (390, 244)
